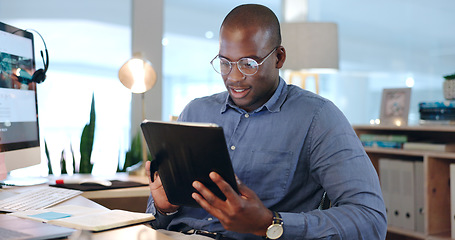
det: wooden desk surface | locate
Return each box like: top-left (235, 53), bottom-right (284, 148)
top-left (1, 173), bottom-right (151, 212)
top-left (45, 172), bottom-right (150, 199)
top-left (0, 180), bottom-right (178, 240)
top-left (89, 225), bottom-right (176, 240)
top-left (49, 173), bottom-right (151, 212)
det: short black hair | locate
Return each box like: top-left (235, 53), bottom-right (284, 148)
top-left (221, 4), bottom-right (281, 48)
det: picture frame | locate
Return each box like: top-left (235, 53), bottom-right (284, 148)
top-left (380, 88), bottom-right (411, 126)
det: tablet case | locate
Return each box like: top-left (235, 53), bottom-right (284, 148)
top-left (141, 120), bottom-right (239, 208)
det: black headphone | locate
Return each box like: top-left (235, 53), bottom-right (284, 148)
top-left (26, 29), bottom-right (49, 84)
top-left (11, 28), bottom-right (49, 84)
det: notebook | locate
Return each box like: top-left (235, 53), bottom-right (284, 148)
top-left (0, 214), bottom-right (75, 240)
top-left (141, 120), bottom-right (239, 208)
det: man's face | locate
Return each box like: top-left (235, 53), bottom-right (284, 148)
top-left (218, 26), bottom-right (282, 112)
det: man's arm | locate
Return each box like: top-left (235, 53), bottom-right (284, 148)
top-left (280, 101), bottom-right (387, 239)
top-left (145, 161), bottom-right (180, 229)
top-left (192, 101), bottom-right (387, 239)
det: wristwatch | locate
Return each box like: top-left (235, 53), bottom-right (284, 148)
top-left (266, 211), bottom-right (283, 239)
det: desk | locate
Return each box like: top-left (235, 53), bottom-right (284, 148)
top-left (80, 174), bottom-right (150, 212)
top-left (88, 225), bottom-right (175, 240)
top-left (0, 185), bottom-right (177, 240)
top-left (49, 173), bottom-right (150, 212)
top-left (0, 184), bottom-right (215, 239)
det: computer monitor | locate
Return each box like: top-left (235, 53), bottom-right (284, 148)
top-left (0, 21), bottom-right (41, 181)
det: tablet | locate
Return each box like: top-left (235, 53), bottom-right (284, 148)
top-left (141, 120), bottom-right (239, 208)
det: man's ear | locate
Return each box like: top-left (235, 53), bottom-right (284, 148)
top-left (276, 46), bottom-right (286, 69)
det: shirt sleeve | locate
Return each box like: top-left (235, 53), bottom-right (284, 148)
top-left (280, 101), bottom-right (387, 239)
top-left (146, 194), bottom-right (177, 229)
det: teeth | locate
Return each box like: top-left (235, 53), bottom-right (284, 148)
top-left (233, 89), bottom-right (245, 93)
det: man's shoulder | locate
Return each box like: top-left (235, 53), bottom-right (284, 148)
top-left (285, 84), bottom-right (330, 106)
top-left (179, 91), bottom-right (228, 122)
top-left (181, 91), bottom-right (228, 119)
top-left (188, 91), bottom-right (228, 106)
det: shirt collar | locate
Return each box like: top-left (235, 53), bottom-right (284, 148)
top-left (220, 77), bottom-right (288, 114)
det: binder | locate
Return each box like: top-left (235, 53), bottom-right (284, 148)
top-left (397, 160), bottom-right (415, 230)
top-left (385, 159), bottom-right (415, 230)
top-left (388, 159), bottom-right (401, 227)
top-left (450, 164), bottom-right (455, 239)
top-left (414, 161), bottom-right (424, 233)
top-left (379, 159), bottom-right (392, 225)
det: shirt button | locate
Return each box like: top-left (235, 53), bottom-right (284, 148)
top-left (230, 145), bottom-right (236, 150)
top-left (208, 218), bottom-right (213, 221)
top-left (245, 113), bottom-right (249, 118)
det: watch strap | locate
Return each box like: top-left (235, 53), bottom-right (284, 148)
top-left (272, 211), bottom-right (283, 225)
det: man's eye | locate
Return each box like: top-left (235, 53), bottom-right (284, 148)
top-left (241, 59), bottom-right (257, 69)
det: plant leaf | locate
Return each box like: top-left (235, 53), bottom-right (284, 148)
top-left (44, 140), bottom-right (53, 175)
top-left (79, 93), bottom-right (95, 174)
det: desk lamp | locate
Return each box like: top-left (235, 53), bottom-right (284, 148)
top-left (118, 53), bottom-right (156, 174)
top-left (281, 22), bottom-right (339, 94)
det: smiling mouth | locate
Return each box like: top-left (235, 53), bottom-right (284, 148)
top-left (229, 86), bottom-right (250, 98)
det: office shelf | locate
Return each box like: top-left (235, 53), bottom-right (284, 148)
top-left (353, 125), bottom-right (455, 240)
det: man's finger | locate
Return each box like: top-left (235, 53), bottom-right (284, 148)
top-left (192, 182), bottom-right (219, 213)
top-left (209, 172), bottom-right (242, 201)
top-left (192, 180), bottom-right (222, 205)
top-left (191, 184), bottom-right (227, 222)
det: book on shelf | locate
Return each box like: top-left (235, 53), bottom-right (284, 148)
top-left (359, 134), bottom-right (408, 143)
top-left (362, 140), bottom-right (403, 149)
top-left (450, 164), bottom-right (455, 239)
top-left (419, 119), bottom-right (455, 126)
top-left (402, 142), bottom-right (455, 152)
top-left (419, 101), bottom-right (455, 122)
top-left (419, 100), bottom-right (455, 109)
top-left (8, 205), bottom-right (155, 232)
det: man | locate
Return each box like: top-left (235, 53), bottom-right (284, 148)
top-left (146, 4), bottom-right (387, 240)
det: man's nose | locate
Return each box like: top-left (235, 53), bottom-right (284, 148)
top-left (228, 63), bottom-right (246, 82)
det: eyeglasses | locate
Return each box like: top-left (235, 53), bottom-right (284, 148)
top-left (210, 47), bottom-right (278, 76)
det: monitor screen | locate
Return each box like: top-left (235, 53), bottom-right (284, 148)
top-left (0, 21), bottom-right (41, 179)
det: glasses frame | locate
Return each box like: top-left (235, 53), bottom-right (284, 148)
top-left (210, 47), bottom-right (278, 76)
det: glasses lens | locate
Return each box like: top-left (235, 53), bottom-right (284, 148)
top-left (238, 58), bottom-right (259, 75)
top-left (211, 57), bottom-right (231, 75)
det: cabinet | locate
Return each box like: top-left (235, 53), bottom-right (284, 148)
top-left (353, 125), bottom-right (455, 240)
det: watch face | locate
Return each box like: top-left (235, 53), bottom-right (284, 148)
top-left (266, 224), bottom-right (283, 239)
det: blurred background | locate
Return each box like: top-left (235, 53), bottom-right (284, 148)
top-left (1, 0), bottom-right (453, 175)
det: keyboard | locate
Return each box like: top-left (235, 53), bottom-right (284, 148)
top-left (0, 186), bottom-right (82, 212)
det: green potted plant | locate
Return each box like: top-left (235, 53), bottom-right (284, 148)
top-left (45, 94), bottom-right (96, 175)
top-left (443, 73), bottom-right (455, 100)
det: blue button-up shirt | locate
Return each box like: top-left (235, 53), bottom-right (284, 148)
top-left (147, 78), bottom-right (387, 239)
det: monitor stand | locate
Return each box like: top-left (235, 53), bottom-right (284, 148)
top-left (2, 176), bottom-right (49, 186)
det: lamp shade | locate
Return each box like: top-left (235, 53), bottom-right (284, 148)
top-left (281, 22), bottom-right (339, 71)
top-left (118, 57), bottom-right (156, 93)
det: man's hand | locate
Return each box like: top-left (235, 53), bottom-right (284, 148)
top-left (145, 161), bottom-right (180, 214)
top-left (192, 172), bottom-right (273, 236)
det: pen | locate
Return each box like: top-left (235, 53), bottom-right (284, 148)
top-left (54, 179), bottom-right (83, 185)
top-left (54, 179), bottom-right (112, 186)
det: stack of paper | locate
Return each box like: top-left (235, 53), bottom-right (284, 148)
top-left (8, 205), bottom-right (155, 232)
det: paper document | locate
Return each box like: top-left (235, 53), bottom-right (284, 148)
top-left (9, 205), bottom-right (155, 232)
